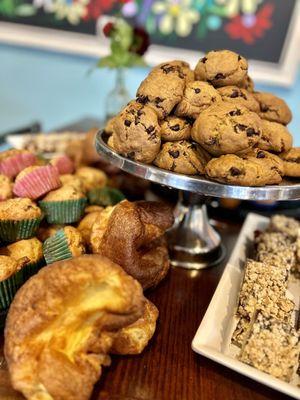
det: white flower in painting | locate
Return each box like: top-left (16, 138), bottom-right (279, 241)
top-left (152, 0), bottom-right (200, 37)
top-left (51, 0), bottom-right (89, 25)
top-left (33, 0), bottom-right (54, 12)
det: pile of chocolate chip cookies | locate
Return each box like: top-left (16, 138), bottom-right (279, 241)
top-left (106, 49), bottom-right (299, 187)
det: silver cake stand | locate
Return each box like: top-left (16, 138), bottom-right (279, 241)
top-left (96, 131), bottom-right (300, 270)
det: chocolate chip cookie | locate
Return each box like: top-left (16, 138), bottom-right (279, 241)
top-left (217, 86), bottom-right (259, 112)
top-left (160, 116), bottom-right (191, 141)
top-left (154, 140), bottom-right (210, 175)
top-left (175, 81), bottom-right (221, 119)
top-left (279, 147), bottom-right (300, 177)
top-left (154, 60), bottom-right (194, 83)
top-left (112, 101), bottom-right (161, 164)
top-left (136, 62), bottom-right (187, 118)
top-left (206, 149), bottom-right (283, 186)
top-left (194, 50), bottom-right (248, 87)
top-left (191, 102), bottom-right (262, 156)
top-left (258, 120), bottom-right (293, 153)
top-left (254, 92), bottom-right (292, 125)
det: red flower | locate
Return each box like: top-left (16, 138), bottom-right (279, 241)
top-left (130, 26), bottom-right (150, 56)
top-left (224, 3), bottom-right (274, 45)
top-left (83, 0), bottom-right (117, 22)
top-left (103, 22), bottom-right (115, 37)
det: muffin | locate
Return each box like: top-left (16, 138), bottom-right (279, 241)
top-left (84, 205), bottom-right (104, 213)
top-left (39, 185), bottom-right (87, 224)
top-left (77, 211), bottom-right (103, 248)
top-left (75, 166), bottom-right (107, 192)
top-left (0, 256), bottom-right (23, 312)
top-left (50, 155), bottom-right (75, 175)
top-left (0, 174), bottom-right (13, 201)
top-left (0, 238), bottom-right (44, 280)
top-left (13, 165), bottom-right (61, 199)
top-left (88, 187), bottom-right (125, 207)
top-left (37, 224), bottom-right (64, 242)
top-left (43, 226), bottom-right (86, 264)
top-left (60, 174), bottom-right (84, 191)
top-left (0, 149), bottom-right (37, 179)
top-left (0, 198), bottom-right (43, 242)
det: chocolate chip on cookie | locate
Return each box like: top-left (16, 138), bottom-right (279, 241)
top-left (205, 151), bottom-right (283, 186)
top-left (258, 120), bottom-right (293, 153)
top-left (112, 101), bottom-right (161, 164)
top-left (279, 147), bottom-right (300, 177)
top-left (154, 140), bottom-right (211, 175)
top-left (175, 81), bottom-right (221, 119)
top-left (160, 116), bottom-right (191, 141)
top-left (191, 102), bottom-right (262, 156)
top-left (217, 86), bottom-right (259, 112)
top-left (254, 92), bottom-right (292, 125)
top-left (194, 50), bottom-right (248, 87)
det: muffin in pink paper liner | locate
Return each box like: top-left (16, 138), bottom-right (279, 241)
top-left (0, 149), bottom-right (37, 179)
top-left (0, 175), bottom-right (13, 201)
top-left (13, 165), bottom-right (61, 200)
top-left (50, 155), bottom-right (75, 175)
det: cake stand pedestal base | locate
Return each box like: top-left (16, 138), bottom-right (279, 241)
top-left (167, 192), bottom-right (225, 270)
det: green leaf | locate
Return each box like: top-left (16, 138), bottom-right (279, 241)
top-left (97, 55), bottom-right (119, 69)
top-left (16, 4), bottom-right (37, 16)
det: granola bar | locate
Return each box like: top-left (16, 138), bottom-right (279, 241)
top-left (233, 296), bottom-right (295, 348)
top-left (239, 313), bottom-right (299, 382)
top-left (268, 214), bottom-right (300, 239)
top-left (255, 231), bottom-right (294, 254)
top-left (237, 259), bottom-right (289, 319)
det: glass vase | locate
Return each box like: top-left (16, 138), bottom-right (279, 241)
top-left (105, 68), bottom-right (131, 122)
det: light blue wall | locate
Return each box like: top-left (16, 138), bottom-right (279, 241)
top-left (0, 43), bottom-right (300, 144)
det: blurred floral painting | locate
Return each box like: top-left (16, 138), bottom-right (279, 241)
top-left (0, 0), bottom-right (297, 63)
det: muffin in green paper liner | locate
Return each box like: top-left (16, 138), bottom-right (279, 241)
top-left (0, 198), bottom-right (43, 243)
top-left (0, 238), bottom-right (45, 281)
top-left (43, 226), bottom-right (85, 265)
top-left (0, 256), bottom-right (24, 312)
top-left (39, 185), bottom-right (87, 224)
top-left (88, 187), bottom-right (125, 206)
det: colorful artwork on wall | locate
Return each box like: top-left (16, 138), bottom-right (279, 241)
top-left (0, 0), bottom-right (299, 85)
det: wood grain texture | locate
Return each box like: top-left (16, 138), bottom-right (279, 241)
top-left (0, 223), bottom-right (292, 400)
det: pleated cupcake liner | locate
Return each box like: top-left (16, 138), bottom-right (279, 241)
top-left (51, 155), bottom-right (74, 175)
top-left (0, 269), bottom-right (23, 311)
top-left (21, 258), bottom-right (46, 281)
top-left (0, 217), bottom-right (42, 243)
top-left (13, 165), bottom-right (61, 199)
top-left (88, 187), bottom-right (125, 206)
top-left (0, 152), bottom-right (37, 179)
top-left (0, 308), bottom-right (8, 330)
top-left (39, 198), bottom-right (87, 224)
top-left (43, 229), bottom-right (73, 265)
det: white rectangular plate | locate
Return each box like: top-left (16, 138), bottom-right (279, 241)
top-left (192, 212), bottom-right (300, 399)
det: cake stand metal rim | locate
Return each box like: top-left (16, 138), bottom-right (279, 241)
top-left (95, 131), bottom-right (300, 201)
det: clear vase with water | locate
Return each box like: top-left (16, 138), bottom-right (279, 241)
top-left (105, 68), bottom-right (131, 122)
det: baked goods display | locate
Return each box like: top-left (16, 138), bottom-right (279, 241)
top-left (106, 49), bottom-right (298, 187)
top-left (231, 214), bottom-right (300, 382)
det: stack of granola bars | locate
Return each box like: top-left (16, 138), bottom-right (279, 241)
top-left (232, 214), bottom-right (300, 383)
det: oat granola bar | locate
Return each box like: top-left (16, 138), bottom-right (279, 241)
top-left (239, 313), bottom-right (299, 382)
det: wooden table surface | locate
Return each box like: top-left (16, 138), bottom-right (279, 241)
top-left (0, 221), bottom-right (292, 400)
